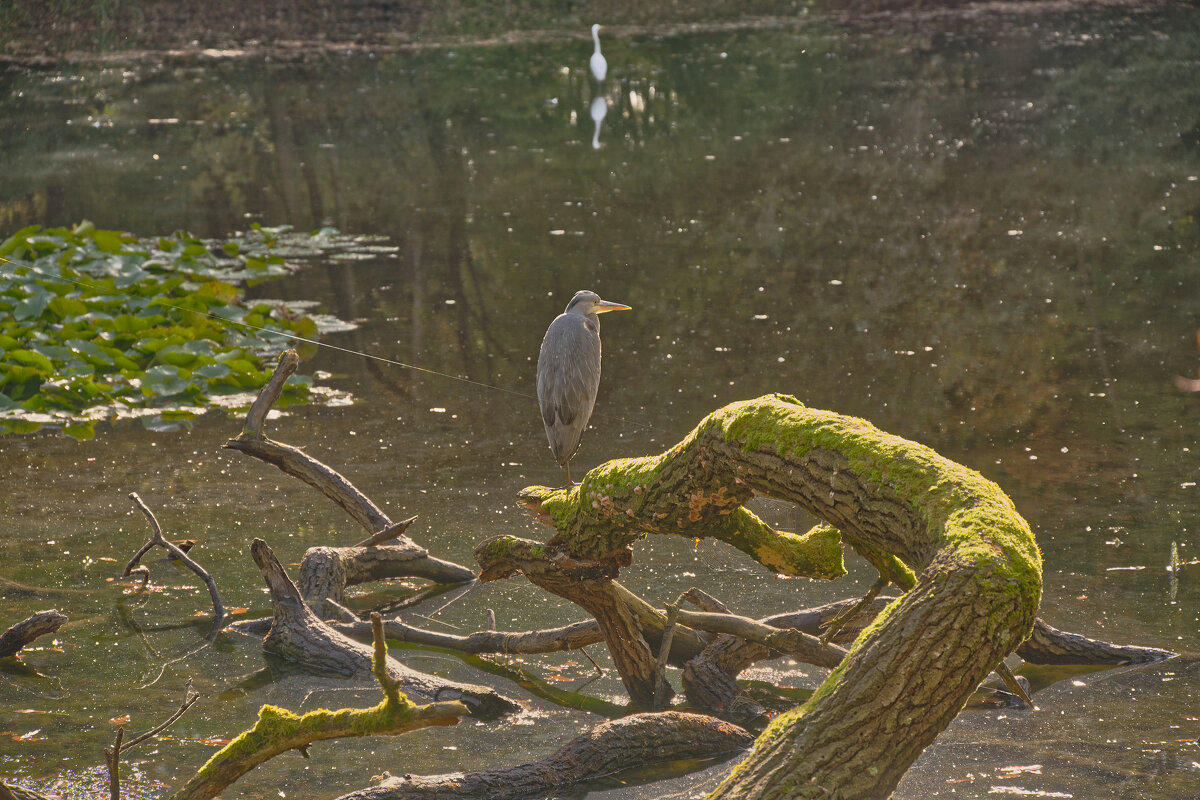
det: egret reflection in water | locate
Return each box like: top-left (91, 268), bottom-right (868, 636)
top-left (590, 94), bottom-right (608, 149)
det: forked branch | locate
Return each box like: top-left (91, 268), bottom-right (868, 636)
top-left (123, 493), bottom-right (224, 621)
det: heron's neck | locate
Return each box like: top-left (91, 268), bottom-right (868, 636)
top-left (592, 31), bottom-right (601, 53)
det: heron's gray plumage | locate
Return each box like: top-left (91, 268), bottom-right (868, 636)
top-left (536, 290), bottom-right (630, 483)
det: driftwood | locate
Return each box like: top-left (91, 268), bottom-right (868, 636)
top-left (170, 614), bottom-right (468, 800)
top-left (248, 538), bottom-right (519, 718)
top-left (123, 492), bottom-right (225, 621)
top-left (298, 536), bottom-right (475, 617)
top-left (0, 783), bottom-right (58, 800)
top-left (1018, 617), bottom-right (1174, 665)
top-left (333, 616), bottom-right (607, 655)
top-left (0, 610), bottom-right (67, 658)
top-left (478, 395), bottom-right (1174, 800)
top-left (473, 536), bottom-right (862, 708)
top-left (476, 537), bottom-right (714, 706)
top-left (333, 711), bottom-right (753, 800)
top-left (223, 350), bottom-right (475, 613)
top-left (683, 594), bottom-right (1173, 722)
top-left (328, 589), bottom-right (1169, 725)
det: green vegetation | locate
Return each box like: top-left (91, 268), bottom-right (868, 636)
top-left (0, 222), bottom-right (374, 438)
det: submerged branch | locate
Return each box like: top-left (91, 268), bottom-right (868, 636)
top-left (333, 711), bottom-right (753, 800)
top-left (332, 616), bottom-right (607, 655)
top-left (1018, 617), bottom-right (1176, 665)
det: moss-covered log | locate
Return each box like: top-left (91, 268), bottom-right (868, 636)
top-left (170, 614), bottom-right (467, 800)
top-left (511, 394), bottom-right (1044, 800)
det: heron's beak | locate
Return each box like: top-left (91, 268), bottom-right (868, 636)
top-left (595, 300), bottom-right (631, 313)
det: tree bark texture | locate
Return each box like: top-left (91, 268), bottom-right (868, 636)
top-left (512, 395), bottom-right (1045, 800)
top-left (333, 711), bottom-right (753, 800)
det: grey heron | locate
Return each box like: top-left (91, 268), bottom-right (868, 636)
top-left (536, 290), bottom-right (631, 484)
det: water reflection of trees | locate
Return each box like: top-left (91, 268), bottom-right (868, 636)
top-left (2, 15), bottom-right (1198, 456)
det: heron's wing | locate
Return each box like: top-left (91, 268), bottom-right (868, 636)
top-left (537, 315), bottom-right (602, 464)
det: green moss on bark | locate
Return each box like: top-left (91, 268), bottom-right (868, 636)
top-left (516, 395), bottom-right (1042, 800)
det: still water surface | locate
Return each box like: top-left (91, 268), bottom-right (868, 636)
top-left (2, 5), bottom-right (1199, 798)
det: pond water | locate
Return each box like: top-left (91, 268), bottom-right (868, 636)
top-left (2, 5), bottom-right (1199, 799)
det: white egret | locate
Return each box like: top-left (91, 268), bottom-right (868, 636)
top-left (589, 24), bottom-right (607, 82)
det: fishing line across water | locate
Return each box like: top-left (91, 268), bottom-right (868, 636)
top-left (0, 253), bottom-right (666, 436)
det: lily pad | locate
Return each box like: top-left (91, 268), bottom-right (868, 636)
top-left (0, 221), bottom-right (369, 439)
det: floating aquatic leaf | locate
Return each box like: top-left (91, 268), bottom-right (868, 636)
top-left (0, 221), bottom-right (381, 438)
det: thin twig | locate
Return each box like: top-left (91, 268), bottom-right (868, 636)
top-left (122, 540), bottom-right (158, 576)
top-left (995, 662), bottom-right (1034, 708)
top-left (579, 646), bottom-right (604, 676)
top-left (123, 680), bottom-right (201, 751)
top-left (105, 727), bottom-right (124, 800)
top-left (653, 593), bottom-right (685, 709)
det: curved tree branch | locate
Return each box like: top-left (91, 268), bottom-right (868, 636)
top-left (225, 349), bottom-right (475, 586)
top-left (125, 492), bottom-right (225, 621)
top-left (506, 394), bottom-right (1046, 799)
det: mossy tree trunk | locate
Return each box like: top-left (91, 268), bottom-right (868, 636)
top-left (498, 394), bottom-right (1043, 800)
